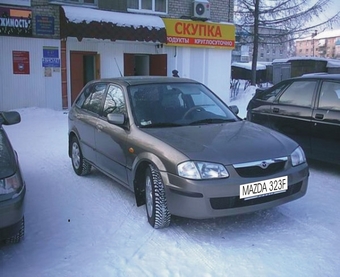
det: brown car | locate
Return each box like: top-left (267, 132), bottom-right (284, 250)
top-left (68, 76), bottom-right (309, 229)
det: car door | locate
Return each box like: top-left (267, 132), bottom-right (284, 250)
top-left (247, 81), bottom-right (290, 124)
top-left (265, 80), bottom-right (317, 156)
top-left (95, 84), bottom-right (129, 186)
top-left (73, 83), bottom-right (107, 163)
top-left (311, 80), bottom-right (340, 163)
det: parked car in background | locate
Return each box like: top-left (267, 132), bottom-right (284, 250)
top-left (0, 111), bottom-right (25, 243)
top-left (68, 76), bottom-right (309, 229)
top-left (247, 73), bottom-right (340, 165)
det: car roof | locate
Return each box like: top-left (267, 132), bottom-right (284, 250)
top-left (291, 73), bottom-right (340, 81)
top-left (87, 76), bottom-right (200, 86)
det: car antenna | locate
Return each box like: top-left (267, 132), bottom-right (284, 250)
top-left (114, 57), bottom-right (123, 77)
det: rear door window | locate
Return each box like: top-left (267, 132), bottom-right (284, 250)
top-left (318, 81), bottom-right (340, 111)
top-left (278, 80), bottom-right (317, 107)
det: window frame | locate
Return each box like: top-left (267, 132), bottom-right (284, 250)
top-left (49, 0), bottom-right (98, 6)
top-left (127, 0), bottom-right (168, 15)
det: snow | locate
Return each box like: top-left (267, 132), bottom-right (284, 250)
top-left (272, 56), bottom-right (340, 68)
top-left (62, 5), bottom-right (165, 30)
top-left (1, 89), bottom-right (340, 277)
top-left (232, 62), bottom-right (267, 70)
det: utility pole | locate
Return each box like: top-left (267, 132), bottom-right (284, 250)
top-left (312, 30), bottom-right (318, 56)
top-left (251, 0), bottom-right (260, 86)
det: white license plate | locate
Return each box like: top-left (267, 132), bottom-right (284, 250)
top-left (240, 176), bottom-right (288, 200)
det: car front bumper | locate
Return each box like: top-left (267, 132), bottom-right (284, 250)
top-left (161, 164), bottom-right (309, 219)
top-left (0, 184), bottom-right (26, 239)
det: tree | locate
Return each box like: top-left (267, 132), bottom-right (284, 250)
top-left (234, 0), bottom-right (340, 85)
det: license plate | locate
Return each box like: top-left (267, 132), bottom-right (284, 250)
top-left (240, 176), bottom-right (288, 200)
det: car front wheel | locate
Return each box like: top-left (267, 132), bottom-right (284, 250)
top-left (71, 136), bottom-right (91, 176)
top-left (145, 164), bottom-right (171, 229)
top-left (4, 217), bottom-right (25, 244)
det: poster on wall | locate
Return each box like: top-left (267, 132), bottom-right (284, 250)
top-left (0, 0), bottom-right (30, 7)
top-left (13, 51), bottom-right (30, 74)
top-left (0, 7), bottom-right (32, 37)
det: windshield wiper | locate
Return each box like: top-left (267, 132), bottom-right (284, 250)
top-left (188, 118), bottom-right (236, 126)
top-left (140, 122), bottom-right (183, 128)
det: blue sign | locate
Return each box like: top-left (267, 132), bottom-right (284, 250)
top-left (36, 15), bottom-right (54, 35)
top-left (42, 57), bottom-right (60, 68)
top-left (42, 47), bottom-right (59, 67)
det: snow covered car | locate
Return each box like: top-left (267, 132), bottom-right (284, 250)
top-left (0, 111), bottom-right (25, 243)
top-left (68, 76), bottom-right (309, 229)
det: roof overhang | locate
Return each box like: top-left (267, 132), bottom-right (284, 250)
top-left (60, 5), bottom-right (167, 43)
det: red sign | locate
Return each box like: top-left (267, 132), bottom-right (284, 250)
top-left (13, 51), bottom-right (30, 74)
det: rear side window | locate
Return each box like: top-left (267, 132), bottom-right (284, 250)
top-left (257, 82), bottom-right (289, 101)
top-left (278, 80), bottom-right (316, 107)
top-left (318, 81), bottom-right (340, 111)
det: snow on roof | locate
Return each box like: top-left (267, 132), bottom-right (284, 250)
top-left (272, 56), bottom-right (340, 68)
top-left (232, 62), bottom-right (267, 70)
top-left (62, 5), bottom-right (165, 30)
top-left (296, 29), bottom-right (340, 41)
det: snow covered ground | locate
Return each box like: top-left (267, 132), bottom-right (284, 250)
top-left (1, 87), bottom-right (340, 277)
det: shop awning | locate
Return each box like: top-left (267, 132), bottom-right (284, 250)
top-left (60, 6), bottom-right (167, 43)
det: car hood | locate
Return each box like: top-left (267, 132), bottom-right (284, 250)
top-left (142, 121), bottom-right (298, 165)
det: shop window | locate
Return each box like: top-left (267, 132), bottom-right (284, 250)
top-left (128, 0), bottom-right (167, 13)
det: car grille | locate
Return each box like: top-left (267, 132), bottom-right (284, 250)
top-left (233, 157), bottom-right (287, 178)
top-left (210, 181), bottom-right (303, 210)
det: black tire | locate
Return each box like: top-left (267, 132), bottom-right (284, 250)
top-left (145, 164), bottom-right (171, 229)
top-left (71, 136), bottom-right (91, 176)
top-left (4, 217), bottom-right (24, 244)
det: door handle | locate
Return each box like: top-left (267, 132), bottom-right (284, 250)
top-left (314, 113), bottom-right (324, 120)
top-left (272, 107), bottom-right (279, 113)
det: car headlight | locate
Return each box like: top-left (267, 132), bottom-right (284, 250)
top-left (291, 146), bottom-right (306, 166)
top-left (178, 161), bottom-right (229, 180)
top-left (0, 172), bottom-right (23, 195)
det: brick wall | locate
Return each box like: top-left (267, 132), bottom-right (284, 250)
top-left (31, 0), bottom-right (60, 38)
top-left (168, 0), bottom-right (234, 23)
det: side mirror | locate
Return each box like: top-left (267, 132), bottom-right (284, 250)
top-left (0, 111), bottom-right (21, 126)
top-left (107, 113), bottom-right (129, 129)
top-left (229, 105), bottom-right (239, 115)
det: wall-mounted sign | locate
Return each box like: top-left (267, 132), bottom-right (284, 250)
top-left (0, 0), bottom-right (30, 7)
top-left (13, 51), bottom-right (30, 74)
top-left (0, 7), bottom-right (32, 37)
top-left (162, 18), bottom-right (235, 49)
top-left (36, 15), bottom-right (54, 35)
top-left (42, 46), bottom-right (60, 68)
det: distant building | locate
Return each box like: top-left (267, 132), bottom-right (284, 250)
top-left (233, 25), bottom-right (289, 62)
top-left (295, 29), bottom-right (340, 59)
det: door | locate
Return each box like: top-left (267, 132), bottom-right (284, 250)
top-left (311, 80), bottom-right (340, 163)
top-left (124, 53), bottom-right (167, 76)
top-left (95, 84), bottom-right (128, 185)
top-left (150, 54), bottom-right (167, 76)
top-left (70, 51), bottom-right (99, 104)
top-left (266, 80), bottom-right (317, 155)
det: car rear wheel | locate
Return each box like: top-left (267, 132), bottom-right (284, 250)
top-left (145, 164), bottom-right (171, 229)
top-left (71, 137), bottom-right (91, 176)
top-left (4, 217), bottom-right (24, 244)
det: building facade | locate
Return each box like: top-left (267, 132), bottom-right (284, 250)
top-left (233, 25), bottom-right (289, 63)
top-left (295, 29), bottom-right (340, 59)
top-left (0, 0), bottom-right (235, 110)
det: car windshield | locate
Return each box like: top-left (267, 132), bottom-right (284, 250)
top-left (128, 82), bottom-right (239, 127)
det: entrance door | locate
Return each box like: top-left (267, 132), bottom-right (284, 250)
top-left (124, 53), bottom-right (167, 76)
top-left (70, 51), bottom-right (100, 104)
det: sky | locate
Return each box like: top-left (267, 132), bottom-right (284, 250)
top-left (0, 86), bottom-right (340, 277)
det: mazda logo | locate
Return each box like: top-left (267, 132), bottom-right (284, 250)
top-left (260, 161), bottom-right (268, 169)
